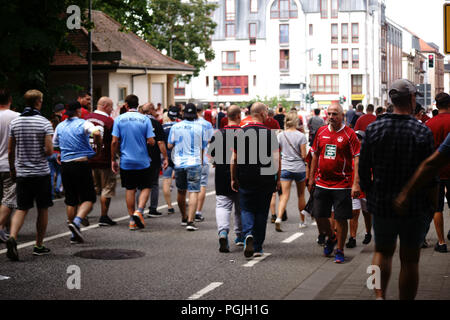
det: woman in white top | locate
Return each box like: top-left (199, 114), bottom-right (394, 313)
top-left (275, 111), bottom-right (308, 231)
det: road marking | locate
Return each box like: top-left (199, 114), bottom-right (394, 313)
top-left (0, 275), bottom-right (10, 280)
top-left (0, 191), bottom-right (216, 256)
top-left (242, 253), bottom-right (272, 267)
top-left (282, 232), bottom-right (304, 244)
top-left (187, 282), bottom-right (223, 300)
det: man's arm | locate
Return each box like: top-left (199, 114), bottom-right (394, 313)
top-left (147, 137), bottom-right (155, 147)
top-left (111, 136), bottom-right (120, 174)
top-left (308, 152), bottom-right (318, 192)
top-left (157, 141), bottom-right (169, 170)
top-left (8, 137), bottom-right (16, 181)
top-left (351, 156), bottom-right (361, 198)
top-left (44, 135), bottom-right (54, 157)
top-left (230, 150), bottom-right (239, 192)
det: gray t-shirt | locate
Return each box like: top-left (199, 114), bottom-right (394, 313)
top-left (0, 109), bottom-right (19, 172)
top-left (9, 114), bottom-right (53, 177)
top-left (277, 130), bottom-right (307, 173)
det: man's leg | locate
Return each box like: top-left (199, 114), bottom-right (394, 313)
top-left (100, 197), bottom-right (111, 217)
top-left (177, 190), bottom-right (187, 221)
top-left (196, 164), bottom-right (209, 220)
top-left (163, 178), bottom-right (174, 210)
top-left (187, 192), bottom-right (199, 223)
top-left (371, 247), bottom-right (396, 300)
top-left (138, 188), bottom-right (151, 211)
top-left (126, 189), bottom-right (137, 216)
top-left (398, 246), bottom-right (420, 300)
top-left (36, 208), bottom-right (49, 247)
top-left (0, 205), bottom-right (13, 230)
top-left (335, 219), bottom-right (348, 251)
top-left (432, 211), bottom-right (445, 244)
top-left (9, 209), bottom-right (29, 240)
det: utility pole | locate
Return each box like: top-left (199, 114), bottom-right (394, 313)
top-left (88, 0), bottom-right (93, 103)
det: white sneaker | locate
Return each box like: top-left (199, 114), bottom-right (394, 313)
top-left (299, 222), bottom-right (307, 229)
top-left (301, 210), bottom-right (311, 218)
top-left (275, 218), bottom-right (282, 232)
top-left (311, 221), bottom-right (317, 226)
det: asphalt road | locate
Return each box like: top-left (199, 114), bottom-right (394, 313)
top-left (0, 167), bottom-right (448, 301)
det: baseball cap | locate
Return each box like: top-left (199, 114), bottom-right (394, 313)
top-left (168, 106), bottom-right (180, 119)
top-left (389, 79), bottom-right (423, 99)
top-left (54, 103), bottom-right (65, 112)
top-left (184, 103), bottom-right (197, 115)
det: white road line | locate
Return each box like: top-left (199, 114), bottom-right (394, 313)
top-left (187, 282), bottom-right (223, 300)
top-left (282, 232), bottom-right (304, 244)
top-left (0, 191), bottom-right (217, 255)
top-left (0, 275), bottom-right (10, 280)
top-left (242, 253), bottom-right (272, 267)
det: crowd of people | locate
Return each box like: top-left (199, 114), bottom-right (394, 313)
top-left (0, 78), bottom-right (449, 300)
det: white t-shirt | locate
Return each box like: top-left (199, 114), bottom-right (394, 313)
top-left (0, 109), bottom-right (19, 172)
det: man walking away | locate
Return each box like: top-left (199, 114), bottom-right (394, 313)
top-left (307, 108), bottom-right (325, 147)
top-left (354, 104), bottom-right (376, 132)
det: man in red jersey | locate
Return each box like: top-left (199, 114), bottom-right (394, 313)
top-left (62, 92), bottom-right (91, 121)
top-left (354, 104), bottom-right (376, 132)
top-left (423, 92), bottom-right (450, 252)
top-left (308, 104), bottom-right (361, 263)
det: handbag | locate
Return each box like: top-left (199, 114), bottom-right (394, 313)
top-left (282, 132), bottom-right (304, 161)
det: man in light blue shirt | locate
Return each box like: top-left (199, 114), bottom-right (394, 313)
top-left (111, 94), bottom-right (155, 231)
top-left (168, 103), bottom-right (208, 231)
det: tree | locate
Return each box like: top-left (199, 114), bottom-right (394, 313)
top-left (94, 0), bottom-right (217, 79)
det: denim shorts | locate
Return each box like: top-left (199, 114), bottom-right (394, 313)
top-left (175, 166), bottom-right (202, 192)
top-left (372, 214), bottom-right (429, 250)
top-left (200, 164), bottom-right (210, 187)
top-left (280, 170), bottom-right (306, 182)
top-left (162, 166), bottom-right (174, 179)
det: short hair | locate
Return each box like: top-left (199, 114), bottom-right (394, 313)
top-left (0, 88), bottom-right (11, 105)
top-left (24, 89), bottom-right (43, 107)
top-left (314, 108), bottom-right (321, 116)
top-left (227, 105), bottom-right (241, 121)
top-left (356, 103), bottom-right (364, 112)
top-left (125, 94), bottom-right (139, 108)
top-left (375, 106), bottom-right (385, 116)
top-left (432, 109), bottom-right (439, 117)
top-left (391, 94), bottom-right (412, 109)
top-left (435, 92), bottom-right (450, 109)
top-left (366, 104), bottom-right (374, 112)
top-left (285, 111), bottom-right (299, 129)
top-left (414, 103), bottom-right (424, 115)
top-left (250, 102), bottom-right (267, 116)
top-left (77, 91), bottom-right (91, 98)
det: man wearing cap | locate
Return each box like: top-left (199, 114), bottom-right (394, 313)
top-left (53, 100), bottom-right (103, 244)
top-left (359, 79), bottom-right (435, 300)
top-left (168, 103), bottom-right (208, 231)
top-left (422, 92), bottom-right (450, 252)
top-left (111, 95), bottom-right (155, 231)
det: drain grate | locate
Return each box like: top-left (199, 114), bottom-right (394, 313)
top-left (74, 249), bottom-right (145, 260)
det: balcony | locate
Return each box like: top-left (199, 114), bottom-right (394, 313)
top-left (222, 62), bottom-right (240, 70)
top-left (249, 38), bottom-right (256, 45)
top-left (271, 10), bottom-right (298, 19)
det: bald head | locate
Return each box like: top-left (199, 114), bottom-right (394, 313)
top-left (250, 102), bottom-right (268, 123)
top-left (227, 105), bottom-right (241, 122)
top-left (97, 96), bottom-right (113, 115)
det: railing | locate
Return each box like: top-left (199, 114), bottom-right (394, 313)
top-left (271, 10), bottom-right (298, 19)
top-left (222, 62), bottom-right (240, 70)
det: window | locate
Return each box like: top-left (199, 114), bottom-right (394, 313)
top-left (279, 24), bottom-right (289, 44)
top-left (253, 75), bottom-right (257, 86)
top-left (331, 24), bottom-right (338, 43)
top-left (351, 75), bottom-right (363, 94)
top-left (342, 49), bottom-right (349, 69)
top-left (225, 0), bottom-right (236, 21)
top-left (309, 49), bottom-right (314, 61)
top-left (352, 23), bottom-right (359, 43)
top-left (249, 23), bottom-right (257, 44)
top-left (118, 87), bottom-right (127, 102)
top-left (270, 0), bottom-right (298, 19)
top-left (250, 0), bottom-right (258, 13)
top-left (310, 75), bottom-right (339, 94)
top-left (214, 76), bottom-right (248, 95)
top-left (341, 23), bottom-right (348, 43)
top-left (174, 80), bottom-right (185, 96)
top-left (309, 24), bottom-right (313, 36)
top-left (320, 0), bottom-right (328, 18)
top-left (225, 24), bottom-right (235, 38)
top-left (206, 76), bottom-right (209, 87)
top-left (331, 0), bottom-right (338, 18)
top-left (250, 50), bottom-right (256, 62)
top-left (280, 49), bottom-right (289, 72)
top-left (222, 51), bottom-right (240, 70)
top-left (352, 48), bottom-right (359, 68)
top-left (331, 49), bottom-right (338, 69)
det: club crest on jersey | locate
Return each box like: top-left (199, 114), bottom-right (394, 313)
top-left (337, 136), bottom-right (344, 143)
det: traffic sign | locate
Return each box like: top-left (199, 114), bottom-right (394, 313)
top-left (445, 4), bottom-right (450, 54)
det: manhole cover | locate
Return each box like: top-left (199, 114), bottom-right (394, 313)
top-left (74, 249), bottom-right (145, 260)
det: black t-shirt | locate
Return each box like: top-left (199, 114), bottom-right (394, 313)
top-left (147, 117), bottom-right (165, 166)
top-left (210, 125), bottom-right (241, 196)
top-left (217, 111), bottom-right (226, 129)
top-left (273, 114), bottom-right (285, 130)
top-left (235, 123), bottom-right (278, 192)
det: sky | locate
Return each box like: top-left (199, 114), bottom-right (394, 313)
top-left (384, 0), bottom-right (446, 54)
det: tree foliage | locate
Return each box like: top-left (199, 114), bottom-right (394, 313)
top-left (94, 0), bottom-right (217, 79)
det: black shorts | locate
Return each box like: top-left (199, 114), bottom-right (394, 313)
top-left (120, 167), bottom-right (152, 190)
top-left (61, 161), bottom-right (96, 206)
top-left (438, 179), bottom-right (450, 212)
top-left (313, 187), bottom-right (352, 220)
top-left (149, 162), bottom-right (161, 186)
top-left (16, 175), bottom-right (53, 210)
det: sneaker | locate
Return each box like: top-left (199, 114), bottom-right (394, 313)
top-left (362, 233), bottom-right (372, 245)
top-left (317, 234), bottom-right (326, 246)
top-left (99, 216), bottom-right (117, 226)
top-left (244, 235), bottom-right (254, 258)
top-left (275, 218), bottom-right (283, 232)
top-left (147, 209), bottom-right (163, 218)
top-left (33, 246), bottom-right (51, 256)
top-left (434, 242), bottom-right (448, 253)
top-left (422, 240), bottom-right (429, 248)
top-left (299, 222), bottom-right (307, 229)
top-left (301, 209), bottom-right (311, 218)
top-left (181, 218), bottom-right (188, 226)
top-left (129, 221), bottom-right (138, 231)
top-left (0, 229), bottom-right (9, 242)
top-left (282, 210), bottom-right (288, 221)
top-left (195, 214), bottom-right (205, 222)
top-left (68, 223), bottom-right (84, 243)
top-left (132, 211), bottom-right (146, 229)
top-left (270, 215), bottom-right (276, 223)
top-left (70, 236), bottom-right (82, 244)
top-left (219, 231), bottom-right (229, 253)
top-left (168, 208), bottom-right (175, 214)
top-left (6, 237), bottom-right (19, 261)
top-left (186, 221), bottom-right (198, 231)
top-left (334, 249), bottom-right (345, 263)
top-left (234, 236), bottom-right (244, 247)
top-left (253, 250), bottom-right (264, 257)
top-left (346, 237), bottom-right (356, 249)
top-left (311, 221), bottom-right (317, 226)
top-left (324, 236), bottom-right (337, 257)
top-left (81, 217), bottom-right (90, 227)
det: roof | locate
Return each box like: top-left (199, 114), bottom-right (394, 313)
top-left (51, 10), bottom-right (195, 73)
top-left (419, 38), bottom-right (438, 53)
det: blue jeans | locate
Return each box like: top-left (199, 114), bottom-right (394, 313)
top-left (239, 189), bottom-right (273, 252)
top-left (47, 154), bottom-right (62, 197)
top-left (175, 165), bottom-right (202, 192)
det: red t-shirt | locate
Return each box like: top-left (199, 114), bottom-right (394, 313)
top-left (426, 112), bottom-right (450, 179)
top-left (354, 114), bottom-right (376, 132)
top-left (311, 125), bottom-right (361, 189)
top-left (85, 111), bottom-right (114, 169)
top-left (240, 115), bottom-right (253, 127)
top-left (264, 117), bottom-right (281, 130)
top-left (220, 116), bottom-right (228, 129)
top-left (61, 107), bottom-right (90, 121)
top-left (204, 109), bottom-right (213, 125)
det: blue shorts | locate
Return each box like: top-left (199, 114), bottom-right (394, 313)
top-left (372, 214), bottom-right (430, 250)
top-left (280, 170), bottom-right (306, 182)
top-left (175, 166), bottom-right (202, 192)
top-left (200, 164), bottom-right (210, 187)
top-left (162, 166), bottom-right (174, 179)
